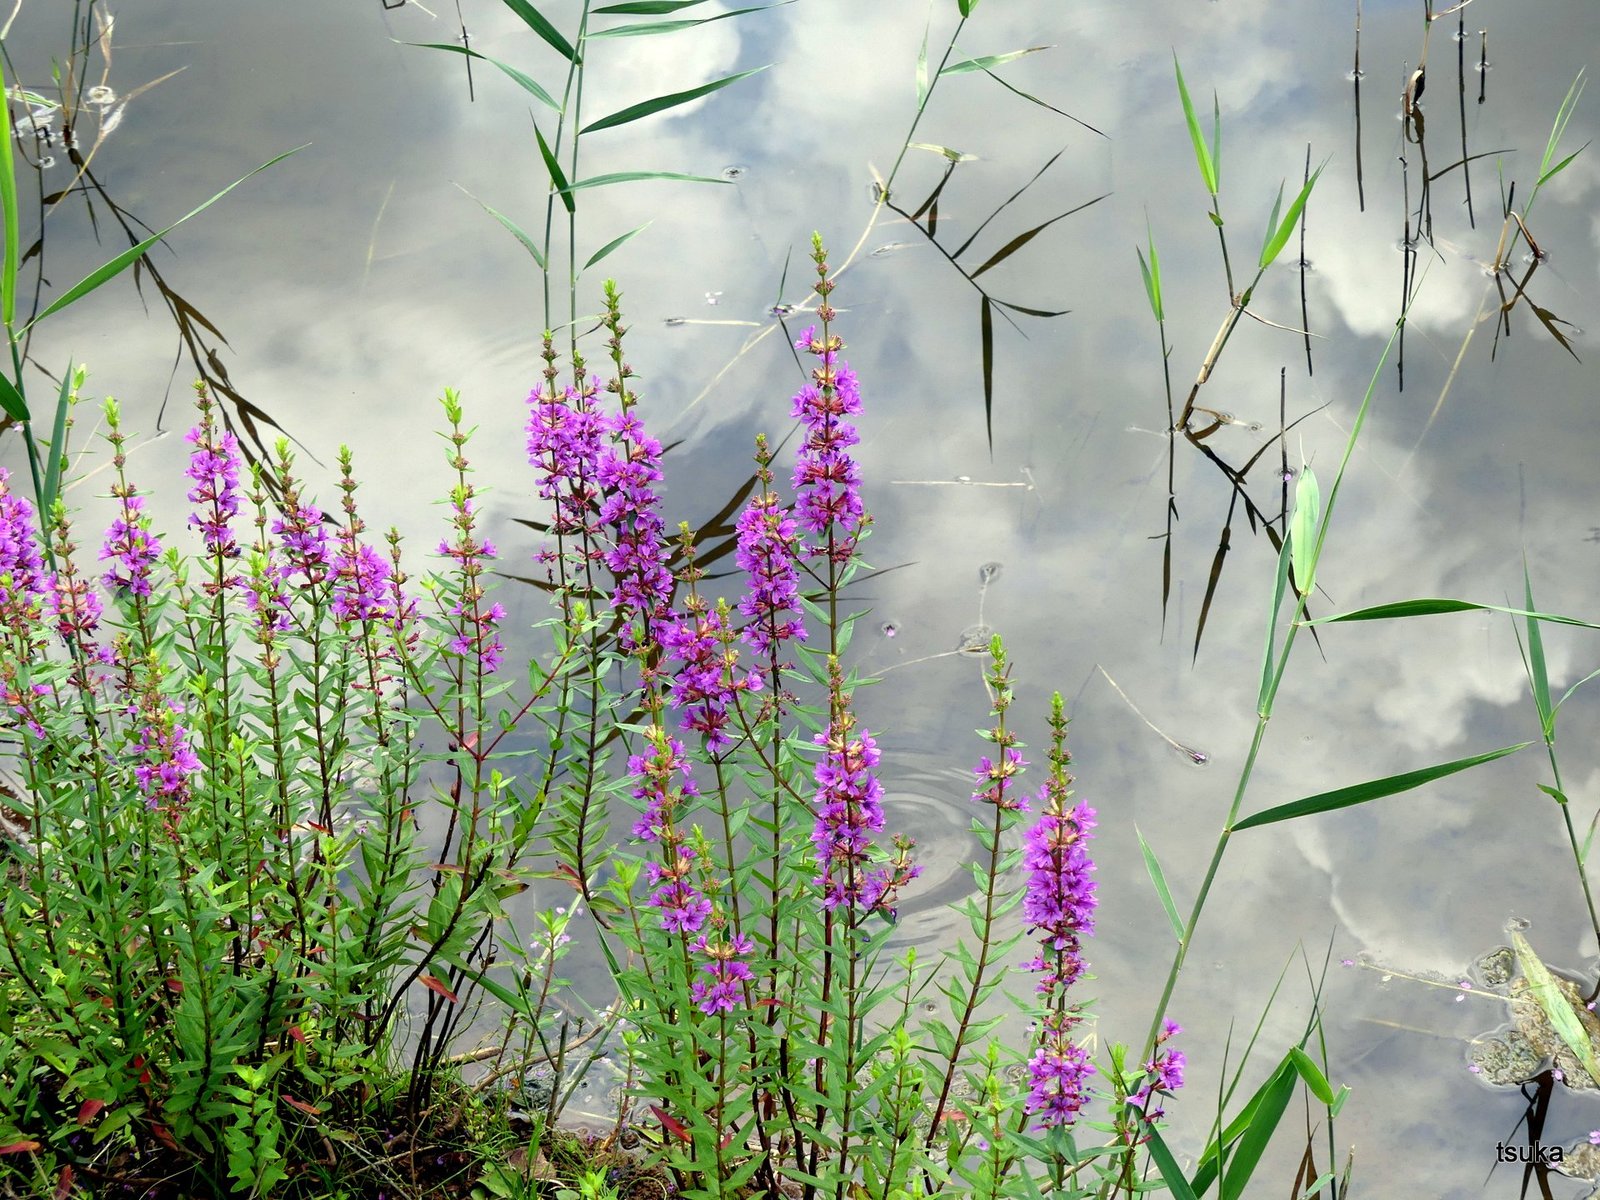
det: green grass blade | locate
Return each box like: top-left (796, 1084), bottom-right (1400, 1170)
top-left (1522, 560), bottom-right (1554, 739)
top-left (1232, 742), bottom-right (1531, 832)
top-left (407, 43), bottom-right (561, 111)
top-left (1219, 1057), bottom-right (1297, 1200)
top-left (533, 122), bottom-right (575, 215)
top-left (1538, 71), bottom-right (1585, 178)
top-left (1538, 146), bottom-right (1589, 187)
top-left (596, 0), bottom-right (713, 11)
top-left (1136, 825), bottom-right (1184, 942)
top-left (915, 14), bottom-right (930, 106)
top-left (1287, 1047), bottom-right (1334, 1105)
top-left (1137, 220), bottom-right (1163, 322)
top-left (980, 294), bottom-right (994, 453)
top-left (0, 374), bottom-right (27, 423)
top-left (500, 0), bottom-right (579, 63)
top-left (579, 66), bottom-right (770, 134)
top-left (1258, 527), bottom-right (1292, 715)
top-left (1138, 1117), bottom-right (1200, 1200)
top-left (562, 170), bottom-right (732, 193)
top-left (1512, 931), bottom-right (1600, 1087)
top-left (583, 222), bottom-right (651, 269)
top-left (453, 185), bottom-right (547, 269)
top-left (0, 62), bottom-right (17, 331)
top-left (22, 146), bottom-right (306, 334)
top-left (1288, 464), bottom-right (1319, 596)
top-left (1173, 55), bottom-right (1218, 197)
top-left (958, 0), bottom-right (980, 14)
top-left (1555, 666), bottom-right (1600, 719)
top-left (37, 364), bottom-right (72, 521)
top-left (1310, 598), bottom-right (1600, 630)
top-left (1258, 163), bottom-right (1324, 269)
top-left (588, 3), bottom-right (789, 36)
top-left (939, 46), bottom-right (1050, 76)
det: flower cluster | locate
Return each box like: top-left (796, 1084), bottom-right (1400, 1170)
top-left (1130, 1020), bottom-right (1186, 1121)
top-left (734, 443), bottom-right (806, 658)
top-left (689, 930), bottom-right (754, 1015)
top-left (525, 373), bottom-right (606, 568)
top-left (0, 469), bottom-right (46, 632)
top-left (184, 396), bottom-right (241, 562)
top-left (790, 324), bottom-right (866, 562)
top-left (128, 694), bottom-right (202, 814)
top-left (99, 492), bottom-right (162, 600)
top-left (809, 711), bottom-right (918, 914)
top-left (437, 489), bottom-right (506, 673)
top-left (660, 598), bottom-right (761, 752)
top-left (597, 408), bottom-right (673, 649)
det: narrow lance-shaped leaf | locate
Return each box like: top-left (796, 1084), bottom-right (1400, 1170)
top-left (588, 3), bottom-right (791, 37)
top-left (0, 61), bottom-right (21, 330)
top-left (580, 65), bottom-right (770, 135)
top-left (1137, 825), bottom-right (1185, 942)
top-left (1138, 1118), bottom-right (1201, 1200)
top-left (1289, 464), bottom-right (1319, 595)
top-left (533, 121), bottom-right (575, 215)
top-left (1137, 220), bottom-right (1163, 322)
top-left (1173, 55), bottom-right (1219, 197)
top-left (500, 0), bottom-right (579, 63)
top-left (37, 365), bottom-right (73, 521)
top-left (1231, 742), bottom-right (1531, 831)
top-left (980, 294), bottom-right (995, 454)
top-left (584, 222), bottom-right (651, 270)
top-left (1309, 598), bottom-right (1600, 631)
top-left (561, 170), bottom-right (731, 194)
top-left (957, 0), bottom-right (979, 15)
top-left (22, 146), bottom-right (308, 334)
top-left (453, 184), bottom-right (547, 269)
top-left (1259, 162), bottom-right (1324, 269)
top-left (1512, 931), bottom-right (1600, 1088)
top-left (915, 17), bottom-right (930, 106)
top-left (1287, 1047), bottom-right (1336, 1105)
top-left (0, 375), bottom-right (26, 424)
top-left (1522, 559), bottom-right (1554, 739)
top-left (939, 46), bottom-right (1051, 76)
top-left (596, 0), bottom-right (715, 12)
top-left (1220, 1057), bottom-right (1298, 1200)
top-left (406, 43), bottom-right (561, 111)
top-left (1259, 532), bottom-right (1292, 715)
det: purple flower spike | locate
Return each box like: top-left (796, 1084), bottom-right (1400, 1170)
top-left (690, 931), bottom-right (755, 1015)
top-left (184, 414), bottom-right (241, 559)
top-left (100, 493), bottom-right (162, 599)
top-left (660, 604), bottom-right (761, 752)
top-left (810, 720), bottom-right (892, 912)
top-left (791, 326), bottom-right (866, 561)
top-left (0, 468), bottom-right (47, 629)
top-left (330, 538), bottom-right (393, 624)
top-left (596, 409), bottom-right (672, 649)
top-left (1023, 1018), bottom-right (1095, 1129)
top-left (735, 491), bottom-right (806, 655)
top-left (1020, 801), bottom-right (1097, 991)
top-left (46, 571), bottom-right (102, 639)
top-left (1130, 1020), bottom-right (1186, 1120)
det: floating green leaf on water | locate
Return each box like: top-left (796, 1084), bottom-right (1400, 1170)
top-left (1511, 931), bottom-right (1600, 1088)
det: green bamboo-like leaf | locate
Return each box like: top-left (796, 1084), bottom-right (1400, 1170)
top-left (561, 170), bottom-right (731, 194)
top-left (1173, 55), bottom-right (1218, 197)
top-left (1310, 598), bottom-right (1600, 631)
top-left (1258, 521), bottom-right (1292, 715)
top-left (453, 185), bottom-right (547, 269)
top-left (1512, 931), bottom-right (1600, 1088)
top-left (1538, 71), bottom-right (1585, 179)
top-left (1258, 163), bottom-right (1324, 269)
top-left (583, 222), bottom-right (651, 269)
top-left (407, 43), bottom-right (560, 111)
top-left (533, 122), bottom-right (575, 215)
top-left (588, 3), bottom-right (787, 36)
top-left (980, 294), bottom-right (995, 454)
top-left (1232, 742), bottom-right (1531, 832)
top-left (1289, 464), bottom-right (1319, 595)
top-left (1136, 825), bottom-right (1184, 942)
top-left (596, 0), bottom-right (713, 11)
top-left (1138, 1118), bottom-right (1200, 1200)
top-left (939, 46), bottom-right (1050, 76)
top-left (1137, 221), bottom-right (1163, 322)
top-left (957, 0), bottom-right (980, 15)
top-left (580, 66), bottom-right (769, 134)
top-left (915, 17), bottom-right (930, 106)
top-left (37, 365), bottom-right (72, 520)
top-left (0, 61), bottom-right (20, 330)
top-left (1538, 147), bottom-right (1587, 187)
top-left (1188, 1057), bottom-right (1287, 1195)
top-left (1287, 1047), bottom-right (1335, 1105)
top-left (500, 0), bottom-right (579, 63)
top-left (1523, 561), bottom-right (1554, 739)
top-left (1220, 1057), bottom-right (1297, 1200)
top-left (22, 147), bottom-right (306, 334)
top-left (0, 374), bottom-right (27, 423)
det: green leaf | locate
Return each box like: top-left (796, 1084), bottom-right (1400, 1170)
top-left (533, 122), bottom-right (575, 215)
top-left (1136, 222), bottom-right (1163, 322)
top-left (1512, 930), bottom-right (1600, 1088)
top-left (37, 365), bottom-right (72, 520)
top-left (0, 374), bottom-right (27, 424)
top-left (1522, 560), bottom-right (1554, 739)
top-left (596, 0), bottom-right (713, 11)
top-left (561, 170), bottom-right (731, 194)
top-left (1220, 1058), bottom-right (1297, 1200)
top-left (1309, 598), bottom-right (1600, 631)
top-left (1137, 825), bottom-right (1184, 942)
top-left (939, 46), bottom-right (1051, 76)
top-left (0, 59), bottom-right (18, 330)
top-left (1232, 742), bottom-right (1531, 831)
top-left (1289, 464), bottom-right (1319, 596)
top-left (500, 0), bottom-right (579, 63)
top-left (21, 146), bottom-right (307, 334)
top-left (1288, 1047), bottom-right (1335, 1105)
top-left (957, 0), bottom-right (980, 15)
top-left (1138, 1118), bottom-right (1200, 1200)
top-left (583, 222), bottom-right (651, 269)
top-left (588, 3), bottom-right (788, 37)
top-left (915, 17), bottom-right (930, 107)
top-left (580, 66), bottom-right (769, 134)
top-left (1173, 55), bottom-right (1218, 197)
top-left (453, 185), bottom-right (546, 269)
top-left (1258, 163), bottom-right (1325, 269)
top-left (406, 43), bottom-right (561, 111)
top-left (1258, 528), bottom-right (1292, 715)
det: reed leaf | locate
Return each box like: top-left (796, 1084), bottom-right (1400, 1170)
top-left (588, 3), bottom-right (789, 37)
top-left (0, 374), bottom-right (26, 424)
top-left (1511, 930), bottom-right (1600, 1088)
top-left (408, 43), bottom-right (560, 111)
top-left (22, 146), bottom-right (307, 334)
top-left (939, 46), bottom-right (1050, 76)
top-left (1257, 163), bottom-right (1324, 269)
top-left (1287, 1047), bottom-right (1336, 1106)
top-left (1139, 1119), bottom-right (1201, 1200)
top-left (1137, 221), bottom-right (1163, 322)
top-left (36, 366), bottom-right (72, 523)
top-left (1137, 825), bottom-right (1184, 942)
top-left (584, 223), bottom-right (651, 269)
top-left (0, 62), bottom-right (17, 331)
top-left (1258, 503), bottom-right (1293, 714)
top-left (500, 0), bottom-right (579, 63)
top-left (561, 170), bottom-right (731, 194)
top-left (1521, 561), bottom-right (1554, 739)
top-left (533, 122), bottom-right (575, 215)
top-left (957, 0), bottom-right (981, 15)
top-left (1231, 742), bottom-right (1530, 832)
top-left (1288, 464), bottom-right (1319, 595)
top-left (595, 0), bottom-right (713, 11)
top-left (454, 185), bottom-right (547, 269)
top-left (915, 17), bottom-right (930, 106)
top-left (1218, 1056), bottom-right (1296, 1200)
top-left (579, 66), bottom-right (770, 134)
top-left (979, 294), bottom-right (994, 452)
top-left (1309, 598), bottom-right (1600, 630)
top-left (1173, 55), bottom-right (1219, 197)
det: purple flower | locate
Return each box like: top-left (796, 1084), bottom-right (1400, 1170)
top-left (596, 409), bottom-right (672, 649)
top-left (1019, 801), bottom-right (1097, 992)
top-left (791, 325), bottom-right (866, 561)
top-left (526, 378), bottom-right (606, 559)
top-left (1023, 1019), bottom-right (1095, 1129)
top-left (131, 698), bottom-right (202, 812)
top-left (100, 492), bottom-right (162, 599)
top-left (46, 570), bottom-right (102, 639)
top-left (329, 538), bottom-right (393, 624)
top-left (270, 504), bottom-right (330, 589)
top-left (0, 468), bottom-right (46, 629)
top-left (437, 490), bottom-right (505, 674)
top-left (689, 932), bottom-right (755, 1015)
top-left (645, 847), bottom-right (712, 935)
top-left (184, 412), bottom-right (241, 560)
top-left (971, 747), bottom-right (1031, 812)
top-left (734, 490), bottom-right (806, 655)
top-left (628, 731), bottom-right (700, 843)
top-left (660, 603), bottom-right (760, 752)
top-left (1130, 1020), bottom-right (1186, 1119)
top-left (811, 719), bottom-right (917, 913)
